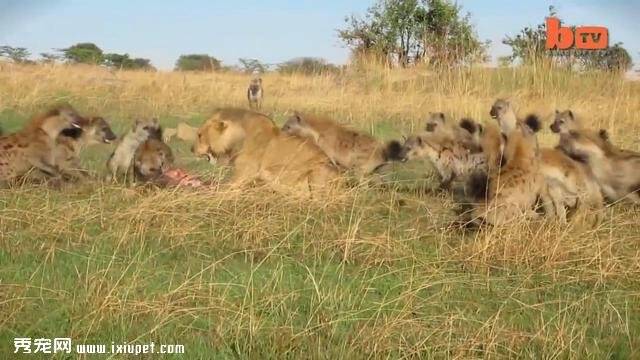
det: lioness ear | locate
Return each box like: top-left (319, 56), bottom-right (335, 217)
top-left (555, 109), bottom-right (559, 115)
top-left (567, 110), bottom-right (574, 119)
top-left (438, 112), bottom-right (445, 122)
top-left (216, 121), bottom-right (228, 131)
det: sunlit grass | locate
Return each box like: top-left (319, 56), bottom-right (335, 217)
top-left (0, 62), bottom-right (639, 358)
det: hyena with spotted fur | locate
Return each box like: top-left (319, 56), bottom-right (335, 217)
top-left (0, 105), bottom-right (83, 186)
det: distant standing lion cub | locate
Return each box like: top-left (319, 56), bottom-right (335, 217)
top-left (192, 108), bottom-right (340, 195)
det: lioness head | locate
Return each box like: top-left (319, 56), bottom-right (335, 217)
top-left (550, 110), bottom-right (580, 134)
top-left (192, 119), bottom-right (245, 164)
top-left (281, 113), bottom-right (319, 141)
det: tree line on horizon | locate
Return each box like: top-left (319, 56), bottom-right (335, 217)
top-left (0, 43), bottom-right (340, 75)
top-left (0, 1), bottom-right (634, 74)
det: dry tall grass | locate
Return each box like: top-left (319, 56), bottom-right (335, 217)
top-left (1, 62), bottom-right (639, 358)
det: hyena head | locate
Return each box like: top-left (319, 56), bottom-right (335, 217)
top-left (281, 113), bottom-right (319, 141)
top-left (425, 112), bottom-right (447, 132)
top-left (135, 140), bottom-right (171, 180)
top-left (249, 78), bottom-right (262, 95)
top-left (132, 118), bottom-right (161, 141)
top-left (489, 98), bottom-right (517, 134)
top-left (550, 109), bottom-right (580, 134)
top-left (39, 105), bottom-right (84, 140)
top-left (398, 134), bottom-right (435, 162)
top-left (81, 117), bottom-right (117, 145)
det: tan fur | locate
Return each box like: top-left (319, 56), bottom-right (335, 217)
top-left (558, 129), bottom-right (640, 204)
top-left (281, 112), bottom-right (399, 177)
top-left (489, 98), bottom-right (519, 134)
top-left (538, 148), bottom-right (604, 223)
top-left (247, 78), bottom-right (263, 109)
top-left (399, 131), bottom-right (485, 189)
top-left (53, 117), bottom-right (116, 180)
top-left (134, 138), bottom-right (174, 182)
top-left (424, 112), bottom-right (481, 152)
top-left (193, 108), bottom-right (340, 195)
top-left (550, 109), bottom-right (583, 134)
top-left (466, 121), bottom-right (543, 226)
top-left (107, 118), bottom-right (159, 182)
top-left (163, 122), bottom-right (198, 143)
top-left (0, 106), bottom-right (82, 185)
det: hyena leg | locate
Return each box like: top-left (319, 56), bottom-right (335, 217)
top-left (31, 157), bottom-right (61, 178)
top-left (548, 186), bottom-right (568, 224)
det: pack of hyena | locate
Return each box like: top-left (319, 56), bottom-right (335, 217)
top-left (1, 77), bottom-right (638, 228)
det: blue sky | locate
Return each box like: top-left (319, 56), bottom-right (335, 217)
top-left (0, 0), bottom-right (637, 70)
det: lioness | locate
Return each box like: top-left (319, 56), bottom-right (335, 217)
top-left (192, 108), bottom-right (340, 195)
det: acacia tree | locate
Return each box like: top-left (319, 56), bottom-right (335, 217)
top-left (175, 54), bottom-right (221, 71)
top-left (0, 46), bottom-right (31, 63)
top-left (104, 53), bottom-right (154, 70)
top-left (277, 57), bottom-right (339, 75)
top-left (39, 52), bottom-right (62, 64)
top-left (338, 0), bottom-right (487, 67)
top-left (59, 43), bottom-right (104, 64)
top-left (238, 58), bottom-right (268, 74)
top-left (503, 6), bottom-right (632, 72)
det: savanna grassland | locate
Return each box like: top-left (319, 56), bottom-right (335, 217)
top-left (1, 62), bottom-right (640, 359)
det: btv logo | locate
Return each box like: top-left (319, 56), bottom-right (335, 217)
top-left (546, 17), bottom-right (608, 50)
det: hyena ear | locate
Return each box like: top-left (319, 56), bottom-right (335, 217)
top-left (598, 129), bottom-right (609, 141)
top-left (555, 109), bottom-right (560, 115)
top-left (567, 110), bottom-right (574, 119)
top-left (437, 112), bottom-right (446, 122)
